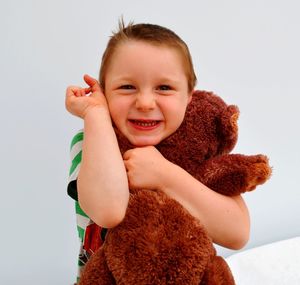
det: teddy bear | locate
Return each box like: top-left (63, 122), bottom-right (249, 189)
top-left (78, 90), bottom-right (272, 285)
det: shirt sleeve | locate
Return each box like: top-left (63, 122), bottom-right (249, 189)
top-left (67, 130), bottom-right (107, 282)
top-left (67, 129), bottom-right (84, 201)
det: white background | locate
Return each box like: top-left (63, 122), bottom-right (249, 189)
top-left (1, 0), bottom-right (299, 284)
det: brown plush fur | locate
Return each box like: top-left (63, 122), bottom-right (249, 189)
top-left (79, 91), bottom-right (272, 285)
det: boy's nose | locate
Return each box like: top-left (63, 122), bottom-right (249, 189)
top-left (135, 92), bottom-right (156, 111)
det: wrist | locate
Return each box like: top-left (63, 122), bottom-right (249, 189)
top-left (83, 105), bottom-right (111, 121)
top-left (83, 106), bottom-right (114, 135)
top-left (158, 160), bottom-right (179, 193)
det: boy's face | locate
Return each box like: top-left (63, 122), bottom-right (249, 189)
top-left (104, 40), bottom-right (192, 146)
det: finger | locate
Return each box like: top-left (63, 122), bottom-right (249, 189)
top-left (75, 89), bottom-right (81, 97)
top-left (123, 149), bottom-right (133, 160)
top-left (123, 160), bottom-right (129, 171)
top-left (66, 86), bottom-right (81, 97)
top-left (83, 74), bottom-right (101, 92)
top-left (80, 89), bottom-right (86, 97)
top-left (84, 87), bottom-right (92, 95)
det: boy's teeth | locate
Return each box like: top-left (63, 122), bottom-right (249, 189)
top-left (133, 120), bottom-right (158, 127)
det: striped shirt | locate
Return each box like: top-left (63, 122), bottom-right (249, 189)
top-left (68, 130), bottom-right (105, 283)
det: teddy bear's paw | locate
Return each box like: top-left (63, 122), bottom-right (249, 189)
top-left (201, 256), bottom-right (235, 285)
top-left (244, 155), bottom-right (272, 192)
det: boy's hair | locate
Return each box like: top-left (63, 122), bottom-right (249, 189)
top-left (99, 20), bottom-right (197, 92)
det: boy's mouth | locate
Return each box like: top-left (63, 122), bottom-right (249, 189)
top-left (129, 119), bottom-right (161, 129)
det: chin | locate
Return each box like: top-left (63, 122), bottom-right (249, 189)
top-left (129, 136), bottom-right (162, 147)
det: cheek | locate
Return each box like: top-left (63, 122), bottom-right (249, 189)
top-left (160, 100), bottom-right (187, 129)
top-left (162, 97), bottom-right (189, 115)
top-left (107, 97), bottom-right (130, 124)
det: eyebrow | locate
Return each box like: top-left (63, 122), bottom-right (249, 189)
top-left (157, 77), bottom-right (182, 84)
top-left (110, 75), bottom-right (182, 85)
top-left (110, 76), bottom-right (133, 83)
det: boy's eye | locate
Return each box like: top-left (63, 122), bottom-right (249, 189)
top-left (157, 85), bottom-right (171, 91)
top-left (120, 85), bottom-right (135, 89)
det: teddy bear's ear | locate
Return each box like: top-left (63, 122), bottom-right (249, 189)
top-left (217, 105), bottom-right (239, 154)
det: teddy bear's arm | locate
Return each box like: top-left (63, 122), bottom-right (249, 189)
top-left (195, 154), bottom-right (272, 196)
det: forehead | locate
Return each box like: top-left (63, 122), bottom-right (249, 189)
top-left (107, 41), bottom-right (186, 75)
top-left (120, 41), bottom-right (181, 58)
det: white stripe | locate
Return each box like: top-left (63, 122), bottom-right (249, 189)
top-left (69, 163), bottom-right (81, 182)
top-left (70, 140), bottom-right (83, 160)
top-left (76, 214), bottom-right (91, 229)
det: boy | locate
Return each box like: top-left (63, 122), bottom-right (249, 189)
top-left (66, 21), bottom-right (250, 282)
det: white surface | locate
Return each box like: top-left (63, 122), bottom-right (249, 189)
top-left (226, 237), bottom-right (300, 285)
top-left (1, 0), bottom-right (299, 284)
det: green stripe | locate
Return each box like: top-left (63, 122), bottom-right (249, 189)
top-left (77, 225), bottom-right (85, 241)
top-left (69, 151), bottom-right (82, 176)
top-left (76, 201), bottom-right (88, 217)
top-left (70, 131), bottom-right (84, 149)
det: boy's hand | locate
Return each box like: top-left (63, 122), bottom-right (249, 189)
top-left (123, 146), bottom-right (170, 191)
top-left (65, 74), bottom-right (108, 119)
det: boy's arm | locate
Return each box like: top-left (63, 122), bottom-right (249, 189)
top-left (123, 146), bottom-right (249, 250)
top-left (65, 74), bottom-right (129, 229)
top-left (77, 107), bottom-right (129, 228)
top-left (160, 161), bottom-right (250, 250)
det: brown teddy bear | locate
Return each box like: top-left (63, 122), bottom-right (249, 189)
top-left (78, 90), bottom-right (272, 285)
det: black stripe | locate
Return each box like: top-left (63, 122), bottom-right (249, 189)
top-left (67, 180), bottom-right (78, 201)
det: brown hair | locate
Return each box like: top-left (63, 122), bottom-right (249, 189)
top-left (99, 20), bottom-right (197, 92)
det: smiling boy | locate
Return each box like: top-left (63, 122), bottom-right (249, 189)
top-left (66, 22), bottom-right (249, 283)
